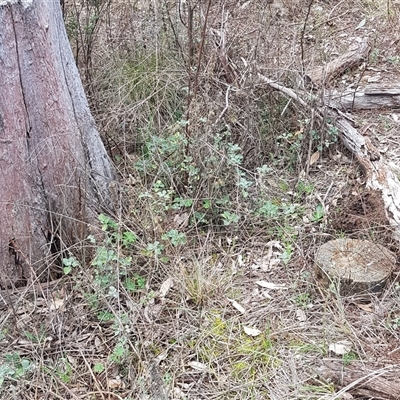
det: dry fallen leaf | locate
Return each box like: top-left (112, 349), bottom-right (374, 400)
top-left (173, 212), bottom-right (189, 228)
top-left (249, 241), bottom-right (283, 271)
top-left (227, 298), bottom-right (246, 314)
top-left (66, 355), bottom-right (77, 366)
top-left (256, 281), bottom-right (287, 290)
top-left (94, 336), bottom-right (104, 351)
top-left (155, 350), bottom-right (168, 363)
top-left (49, 298), bottom-right (65, 311)
top-left (237, 254), bottom-right (245, 267)
top-left (355, 18), bottom-right (366, 30)
top-left (353, 302), bottom-right (374, 313)
top-left (107, 376), bottom-right (123, 389)
top-left (188, 361), bottom-right (209, 372)
top-left (341, 392), bottom-right (354, 399)
top-left (170, 387), bottom-right (186, 399)
top-left (309, 150), bottom-right (320, 166)
top-left (296, 309), bottom-right (307, 322)
top-left (243, 326), bottom-right (262, 337)
top-left (159, 277), bottom-right (174, 298)
top-left (261, 290), bottom-right (273, 299)
top-left (294, 126), bottom-right (304, 136)
top-left (250, 255), bottom-right (279, 271)
top-left (266, 240), bottom-right (282, 250)
top-left (329, 340), bottom-right (352, 355)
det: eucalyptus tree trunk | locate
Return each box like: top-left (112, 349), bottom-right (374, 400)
top-left (0, 0), bottom-right (115, 285)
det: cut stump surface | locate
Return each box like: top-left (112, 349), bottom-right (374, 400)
top-left (315, 239), bottom-right (395, 296)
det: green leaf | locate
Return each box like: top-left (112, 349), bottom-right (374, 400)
top-left (98, 213), bottom-right (118, 231)
top-left (87, 234), bottom-right (96, 244)
top-left (124, 278), bottom-right (138, 293)
top-left (145, 241), bottom-right (164, 256)
top-left (122, 231), bottom-right (137, 247)
top-left (162, 229), bottom-right (187, 246)
top-left (312, 204), bottom-right (325, 222)
top-left (221, 211), bottom-right (239, 226)
top-left (93, 363), bottom-right (105, 373)
top-left (203, 199), bottom-right (211, 209)
top-left (257, 201), bottom-right (279, 218)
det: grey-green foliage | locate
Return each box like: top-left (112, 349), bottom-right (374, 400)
top-left (0, 353), bottom-right (32, 387)
top-left (88, 214), bottom-right (140, 296)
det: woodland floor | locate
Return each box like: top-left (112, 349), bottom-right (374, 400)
top-left (2, 1), bottom-right (400, 399)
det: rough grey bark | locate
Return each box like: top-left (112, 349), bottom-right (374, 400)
top-left (0, 0), bottom-right (115, 284)
top-left (318, 361), bottom-right (400, 399)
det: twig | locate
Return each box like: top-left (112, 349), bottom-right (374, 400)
top-left (258, 72), bottom-right (354, 125)
top-left (323, 181), bottom-right (335, 203)
top-left (81, 392), bottom-right (125, 400)
top-left (192, 0), bottom-right (212, 99)
top-left (306, 108), bottom-right (315, 175)
top-left (257, 73), bottom-right (309, 108)
top-left (79, 348), bottom-right (106, 400)
top-left (300, 0), bottom-right (314, 80)
top-left (215, 85), bottom-right (231, 125)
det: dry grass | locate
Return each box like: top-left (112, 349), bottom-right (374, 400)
top-left (2, 0), bottom-right (400, 399)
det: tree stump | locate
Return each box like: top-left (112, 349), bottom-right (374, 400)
top-left (315, 238), bottom-right (395, 296)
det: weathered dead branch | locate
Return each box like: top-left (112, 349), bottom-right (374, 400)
top-left (306, 37), bottom-right (370, 86)
top-left (306, 37), bottom-right (400, 110)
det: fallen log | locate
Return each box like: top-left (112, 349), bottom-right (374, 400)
top-left (258, 73), bottom-right (400, 240)
top-left (326, 83), bottom-right (400, 110)
top-left (306, 37), bottom-right (370, 87)
top-left (337, 116), bottom-right (400, 240)
top-left (306, 37), bottom-right (400, 110)
top-left (318, 360), bottom-right (400, 399)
